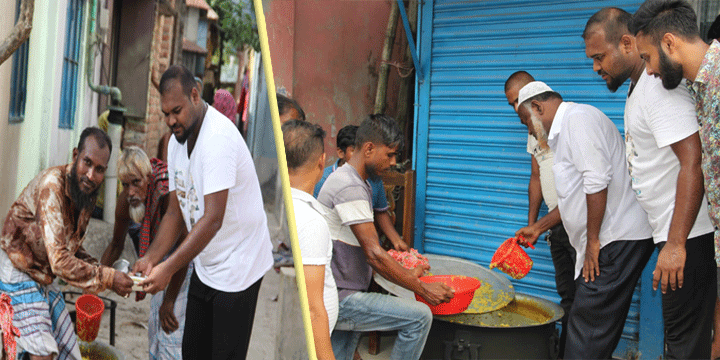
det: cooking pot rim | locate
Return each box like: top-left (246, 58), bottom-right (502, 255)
top-left (433, 293), bottom-right (564, 329)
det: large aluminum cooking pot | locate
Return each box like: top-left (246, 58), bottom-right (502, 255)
top-left (422, 293), bottom-right (564, 360)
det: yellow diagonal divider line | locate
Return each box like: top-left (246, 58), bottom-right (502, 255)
top-left (251, 0), bottom-right (318, 358)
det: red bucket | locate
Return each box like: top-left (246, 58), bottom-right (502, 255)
top-left (415, 275), bottom-right (482, 315)
top-left (75, 294), bottom-right (104, 342)
top-left (490, 237), bottom-right (534, 279)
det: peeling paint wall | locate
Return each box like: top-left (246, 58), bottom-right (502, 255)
top-left (266, 0), bottom-right (405, 165)
top-left (0, 1), bottom-right (20, 216)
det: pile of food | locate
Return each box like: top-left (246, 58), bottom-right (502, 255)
top-left (438, 296), bottom-right (552, 327)
top-left (388, 248), bottom-right (429, 269)
top-left (463, 281), bottom-right (514, 314)
top-left (79, 341), bottom-right (123, 360)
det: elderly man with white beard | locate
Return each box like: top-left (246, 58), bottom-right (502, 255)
top-left (516, 81), bottom-right (654, 359)
top-left (100, 146), bottom-right (190, 359)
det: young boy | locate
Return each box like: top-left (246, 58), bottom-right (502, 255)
top-left (314, 125), bottom-right (407, 251)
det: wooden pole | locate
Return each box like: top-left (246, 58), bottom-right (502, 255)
top-left (170, 0), bottom-right (186, 66)
top-left (373, 0), bottom-right (399, 115)
top-left (395, 0), bottom-right (417, 140)
top-left (0, 0), bottom-right (35, 66)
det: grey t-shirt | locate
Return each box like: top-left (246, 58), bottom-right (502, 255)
top-left (317, 163), bottom-right (375, 300)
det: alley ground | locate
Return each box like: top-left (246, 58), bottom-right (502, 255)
top-left (78, 218), bottom-right (395, 360)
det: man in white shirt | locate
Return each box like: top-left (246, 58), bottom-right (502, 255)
top-left (583, 8), bottom-right (715, 358)
top-left (504, 71), bottom-right (574, 359)
top-left (283, 119), bottom-right (338, 360)
top-left (134, 65), bottom-right (273, 360)
top-left (517, 81), bottom-right (654, 359)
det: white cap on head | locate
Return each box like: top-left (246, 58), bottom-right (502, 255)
top-left (517, 81), bottom-right (554, 106)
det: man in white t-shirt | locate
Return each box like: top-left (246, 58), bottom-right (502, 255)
top-left (517, 81), bottom-right (654, 359)
top-left (283, 119), bottom-right (338, 360)
top-left (134, 65), bottom-right (273, 360)
top-left (583, 8), bottom-right (715, 358)
top-left (504, 71), bottom-right (575, 359)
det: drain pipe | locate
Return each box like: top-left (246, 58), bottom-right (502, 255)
top-left (86, 0), bottom-right (125, 224)
top-left (86, 0), bottom-right (122, 105)
top-left (102, 110), bottom-right (124, 224)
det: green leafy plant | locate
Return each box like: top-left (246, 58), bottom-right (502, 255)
top-left (210, 0), bottom-right (260, 53)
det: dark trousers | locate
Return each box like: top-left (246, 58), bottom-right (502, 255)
top-left (182, 270), bottom-right (264, 360)
top-left (547, 223), bottom-right (575, 359)
top-left (658, 232), bottom-right (716, 359)
top-left (565, 238), bottom-right (655, 360)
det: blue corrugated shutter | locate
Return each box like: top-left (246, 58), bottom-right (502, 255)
top-left (414, 0), bottom-right (662, 358)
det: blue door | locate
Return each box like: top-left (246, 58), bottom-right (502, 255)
top-left (413, 1), bottom-right (663, 358)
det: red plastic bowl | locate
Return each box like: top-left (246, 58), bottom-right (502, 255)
top-left (490, 237), bottom-right (533, 279)
top-left (415, 275), bottom-right (482, 315)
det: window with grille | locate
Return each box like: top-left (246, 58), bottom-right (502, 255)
top-left (58, 0), bottom-right (85, 129)
top-left (8, 0), bottom-right (29, 123)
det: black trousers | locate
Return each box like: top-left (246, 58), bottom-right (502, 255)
top-left (547, 223), bottom-right (575, 359)
top-left (182, 270), bottom-right (264, 360)
top-left (658, 232), bottom-right (716, 360)
top-left (565, 238), bottom-right (655, 360)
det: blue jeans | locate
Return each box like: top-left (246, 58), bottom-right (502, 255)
top-left (331, 291), bottom-right (433, 360)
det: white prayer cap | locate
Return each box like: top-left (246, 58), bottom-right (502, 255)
top-left (517, 81), bottom-right (554, 106)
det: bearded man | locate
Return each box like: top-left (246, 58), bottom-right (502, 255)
top-left (505, 71), bottom-right (574, 359)
top-left (0, 127), bottom-right (133, 360)
top-left (582, 8), bottom-right (715, 358)
top-left (632, 2), bottom-right (720, 355)
top-left (101, 147), bottom-right (169, 266)
top-left (134, 64), bottom-right (273, 360)
top-left (100, 146), bottom-right (189, 359)
top-left (517, 82), bottom-right (653, 359)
